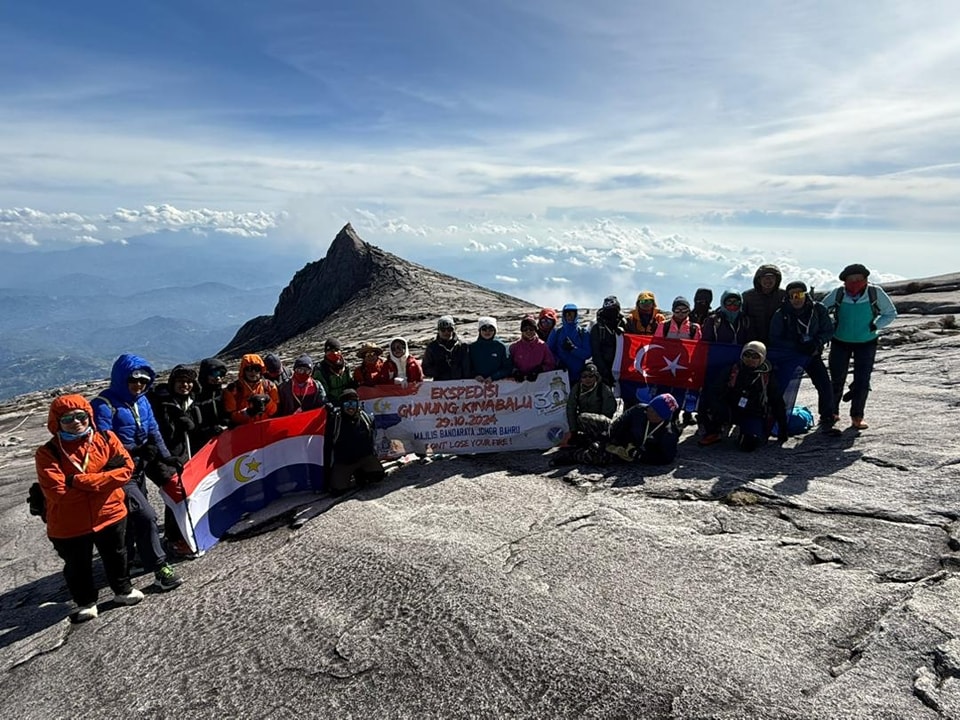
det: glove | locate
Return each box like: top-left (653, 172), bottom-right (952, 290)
top-left (133, 442), bottom-right (159, 464)
top-left (102, 455), bottom-right (128, 471)
top-left (562, 337), bottom-right (576, 351)
top-left (512, 369), bottom-right (525, 382)
top-left (64, 473), bottom-right (76, 488)
top-left (160, 456), bottom-right (184, 474)
top-left (162, 479), bottom-right (186, 503)
top-left (175, 415), bottom-right (196, 432)
top-left (247, 394), bottom-right (270, 415)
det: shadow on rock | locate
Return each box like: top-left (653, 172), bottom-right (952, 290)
top-left (0, 572), bottom-right (71, 651)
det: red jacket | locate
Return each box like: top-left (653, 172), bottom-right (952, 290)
top-left (36, 395), bottom-right (132, 539)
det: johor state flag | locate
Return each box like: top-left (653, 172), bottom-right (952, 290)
top-left (163, 409), bottom-right (326, 552)
top-left (614, 335), bottom-right (809, 411)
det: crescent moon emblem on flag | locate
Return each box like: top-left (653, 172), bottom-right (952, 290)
top-left (634, 343), bottom-right (663, 372)
top-left (373, 398), bottom-right (388, 414)
top-left (233, 454), bottom-right (257, 483)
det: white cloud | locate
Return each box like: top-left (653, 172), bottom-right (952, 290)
top-left (521, 254), bottom-right (554, 265)
top-left (495, 275), bottom-right (519, 283)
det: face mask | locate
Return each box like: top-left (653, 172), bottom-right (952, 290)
top-left (326, 351), bottom-right (343, 364)
top-left (59, 427), bottom-right (93, 442)
top-left (844, 279), bottom-right (868, 296)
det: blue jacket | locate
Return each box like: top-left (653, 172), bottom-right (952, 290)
top-left (769, 300), bottom-right (834, 356)
top-left (548, 304), bottom-right (592, 383)
top-left (467, 335), bottom-right (513, 380)
top-left (92, 353), bottom-right (170, 456)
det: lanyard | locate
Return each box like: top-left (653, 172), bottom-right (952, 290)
top-left (643, 421), bottom-right (665, 446)
top-left (57, 436), bottom-right (90, 475)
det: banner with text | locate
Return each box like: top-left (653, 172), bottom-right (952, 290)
top-left (357, 371), bottom-right (571, 456)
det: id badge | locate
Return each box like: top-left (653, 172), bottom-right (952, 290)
top-left (738, 397), bottom-right (748, 408)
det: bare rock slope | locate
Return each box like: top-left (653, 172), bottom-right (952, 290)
top-left (2, 235), bottom-right (960, 718)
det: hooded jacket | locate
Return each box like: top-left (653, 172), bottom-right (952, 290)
top-left (741, 265), bottom-right (787, 343)
top-left (36, 395), bottom-right (133, 539)
top-left (590, 302), bottom-right (626, 387)
top-left (92, 353), bottom-right (170, 458)
top-left (149, 364), bottom-right (202, 462)
top-left (194, 357), bottom-right (228, 445)
top-left (769, 297), bottom-right (834, 356)
top-left (468, 319), bottom-right (513, 380)
top-left (625, 293), bottom-right (666, 335)
top-left (702, 291), bottom-right (751, 344)
top-left (382, 337), bottom-right (424, 384)
top-left (547, 304), bottom-right (592, 383)
top-left (223, 354), bottom-right (280, 425)
top-left (422, 329), bottom-right (469, 381)
top-left (536, 308), bottom-right (559, 342)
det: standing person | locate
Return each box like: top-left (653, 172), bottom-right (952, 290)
top-left (536, 308), bottom-right (558, 342)
top-left (382, 337), bottom-right (424, 387)
top-left (548, 304), bottom-right (592, 385)
top-left (262, 353), bottom-right (292, 385)
top-left (625, 291), bottom-right (665, 335)
top-left (36, 395), bottom-right (144, 622)
top-left (277, 355), bottom-right (326, 416)
top-left (313, 339), bottom-right (357, 404)
top-left (353, 343), bottom-right (387, 387)
top-left (590, 296), bottom-right (626, 388)
top-left (422, 317), bottom-right (469, 381)
top-left (223, 354), bottom-right (280, 426)
top-left (510, 315), bottom-right (556, 381)
top-left (741, 265), bottom-right (787, 344)
top-left (149, 364), bottom-right (202, 557)
top-left (702, 290), bottom-right (751, 345)
top-left (194, 357), bottom-right (229, 446)
top-left (326, 389), bottom-right (385, 495)
top-left (769, 281), bottom-right (840, 435)
top-left (654, 296), bottom-right (702, 425)
top-left (91, 354), bottom-right (183, 591)
top-left (825, 263), bottom-right (898, 430)
top-left (701, 342), bottom-right (787, 451)
top-left (468, 317), bottom-right (513, 382)
top-left (691, 288), bottom-right (713, 326)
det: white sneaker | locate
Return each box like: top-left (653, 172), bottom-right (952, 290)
top-left (114, 588), bottom-right (144, 606)
top-left (75, 604), bottom-right (99, 622)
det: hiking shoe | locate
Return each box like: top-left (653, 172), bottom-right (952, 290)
top-left (698, 433), bottom-right (722, 447)
top-left (818, 420), bottom-right (842, 437)
top-left (842, 390), bottom-right (853, 402)
top-left (606, 443), bottom-right (635, 462)
top-left (851, 417), bottom-right (869, 430)
top-left (114, 588), bottom-right (144, 606)
top-left (75, 604), bottom-right (98, 622)
top-left (154, 564), bottom-right (183, 591)
top-left (169, 539), bottom-right (198, 559)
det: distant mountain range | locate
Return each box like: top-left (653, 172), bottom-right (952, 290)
top-left (0, 230), bottom-right (307, 399)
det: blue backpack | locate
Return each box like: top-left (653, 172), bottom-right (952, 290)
top-left (787, 406), bottom-right (815, 435)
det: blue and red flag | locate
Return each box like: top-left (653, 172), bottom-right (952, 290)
top-left (163, 409), bottom-right (326, 552)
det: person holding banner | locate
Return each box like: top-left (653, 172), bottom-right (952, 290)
top-left (510, 316), bottom-right (556, 382)
top-left (327, 389), bottom-right (385, 495)
top-left (354, 342), bottom-right (388, 387)
top-left (701, 291), bottom-right (751, 345)
top-left (422, 317), bottom-right (470, 381)
top-left (223, 354), bottom-right (279, 426)
top-left (277, 355), bottom-right (327, 416)
top-left (313, 339), bottom-right (357, 403)
top-left (625, 291), bottom-right (665, 335)
top-left (468, 317), bottom-right (514, 383)
top-left (382, 337), bottom-right (424, 387)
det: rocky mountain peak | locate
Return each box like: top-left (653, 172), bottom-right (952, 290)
top-left (219, 224), bottom-right (538, 360)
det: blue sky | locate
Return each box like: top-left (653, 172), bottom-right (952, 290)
top-left (1, 0), bottom-right (958, 303)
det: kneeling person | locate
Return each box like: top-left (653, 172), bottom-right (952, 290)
top-left (327, 389), bottom-right (385, 495)
top-left (572, 393), bottom-right (680, 466)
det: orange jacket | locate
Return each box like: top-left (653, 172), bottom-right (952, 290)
top-left (36, 395), bottom-right (133, 539)
top-left (223, 354), bottom-right (280, 425)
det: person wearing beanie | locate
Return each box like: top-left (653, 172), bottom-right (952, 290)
top-left (195, 357), bottom-right (230, 445)
top-left (590, 296), bottom-right (626, 389)
top-left (326, 388), bottom-right (384, 495)
top-left (536, 308), bottom-right (559, 342)
top-left (382, 337), bottom-right (424, 387)
top-left (690, 288), bottom-right (713, 326)
top-left (653, 295), bottom-right (702, 426)
top-left (699, 341), bottom-right (787, 450)
top-left (702, 290), bottom-right (751, 345)
top-left (468, 316), bottom-right (513, 382)
top-left (556, 392), bottom-right (680, 466)
top-left (277, 354), bottom-right (327, 417)
top-left (314, 339), bottom-right (357, 403)
top-left (262, 353), bottom-right (292, 384)
top-left (510, 315), bottom-right (556, 382)
top-left (547, 303), bottom-right (592, 385)
top-left (626, 291), bottom-right (665, 335)
top-left (741, 264), bottom-right (787, 344)
top-left (769, 281), bottom-right (839, 435)
top-left (353, 343), bottom-right (387, 387)
top-left (822, 263), bottom-right (897, 430)
top-left (422, 317), bottom-right (469, 381)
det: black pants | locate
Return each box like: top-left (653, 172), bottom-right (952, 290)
top-left (805, 354), bottom-right (835, 421)
top-left (829, 338), bottom-right (878, 419)
top-left (123, 474), bottom-right (166, 571)
top-left (51, 517), bottom-right (132, 607)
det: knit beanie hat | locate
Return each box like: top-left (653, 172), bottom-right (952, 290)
top-left (648, 393), bottom-right (679, 422)
top-left (672, 296), bottom-right (691, 311)
top-left (839, 263), bottom-right (870, 281)
top-left (264, 353), bottom-right (282, 374)
top-left (340, 388), bottom-right (359, 402)
top-left (520, 315), bottom-right (537, 331)
top-left (636, 291), bottom-right (656, 304)
top-left (785, 281), bottom-right (807, 294)
top-left (437, 316), bottom-right (455, 330)
top-left (741, 341), bottom-right (767, 362)
top-left (324, 338), bottom-right (342, 352)
top-left (478, 316), bottom-right (498, 334)
top-left (294, 354), bottom-right (313, 369)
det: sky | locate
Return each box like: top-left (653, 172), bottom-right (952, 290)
top-left (1, 0), bottom-right (958, 307)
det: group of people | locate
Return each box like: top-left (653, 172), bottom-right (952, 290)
top-left (35, 260), bottom-right (895, 621)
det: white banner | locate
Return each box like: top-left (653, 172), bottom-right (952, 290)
top-left (357, 370), bottom-right (571, 456)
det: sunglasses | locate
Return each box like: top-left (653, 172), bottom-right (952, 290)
top-left (244, 366), bottom-right (264, 373)
top-left (742, 350), bottom-right (761, 360)
top-left (209, 370), bottom-right (226, 378)
top-left (342, 400), bottom-right (359, 408)
top-left (672, 307), bottom-right (690, 313)
top-left (59, 410), bottom-right (90, 424)
top-left (539, 318), bottom-right (554, 325)
top-left (724, 299), bottom-right (742, 307)
top-left (127, 377), bottom-right (150, 385)
top-left (480, 326), bottom-right (495, 332)
top-left (638, 299), bottom-right (654, 306)
top-left (438, 325), bottom-right (454, 331)
top-left (294, 366), bottom-right (311, 373)
top-left (789, 291), bottom-right (807, 300)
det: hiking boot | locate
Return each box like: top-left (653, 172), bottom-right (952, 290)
top-left (114, 588), bottom-right (144, 606)
top-left (850, 417), bottom-right (869, 430)
top-left (75, 604), bottom-right (98, 622)
top-left (818, 419), bottom-right (842, 437)
top-left (606, 443), bottom-right (635, 462)
top-left (154, 564), bottom-right (183, 591)
top-left (698, 433), bottom-right (722, 447)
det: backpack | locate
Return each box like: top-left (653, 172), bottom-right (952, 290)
top-left (825, 286), bottom-right (880, 332)
top-left (28, 430), bottom-right (110, 522)
top-left (787, 406), bottom-right (815, 435)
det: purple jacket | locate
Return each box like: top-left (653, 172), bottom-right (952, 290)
top-left (509, 337), bottom-right (556, 374)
